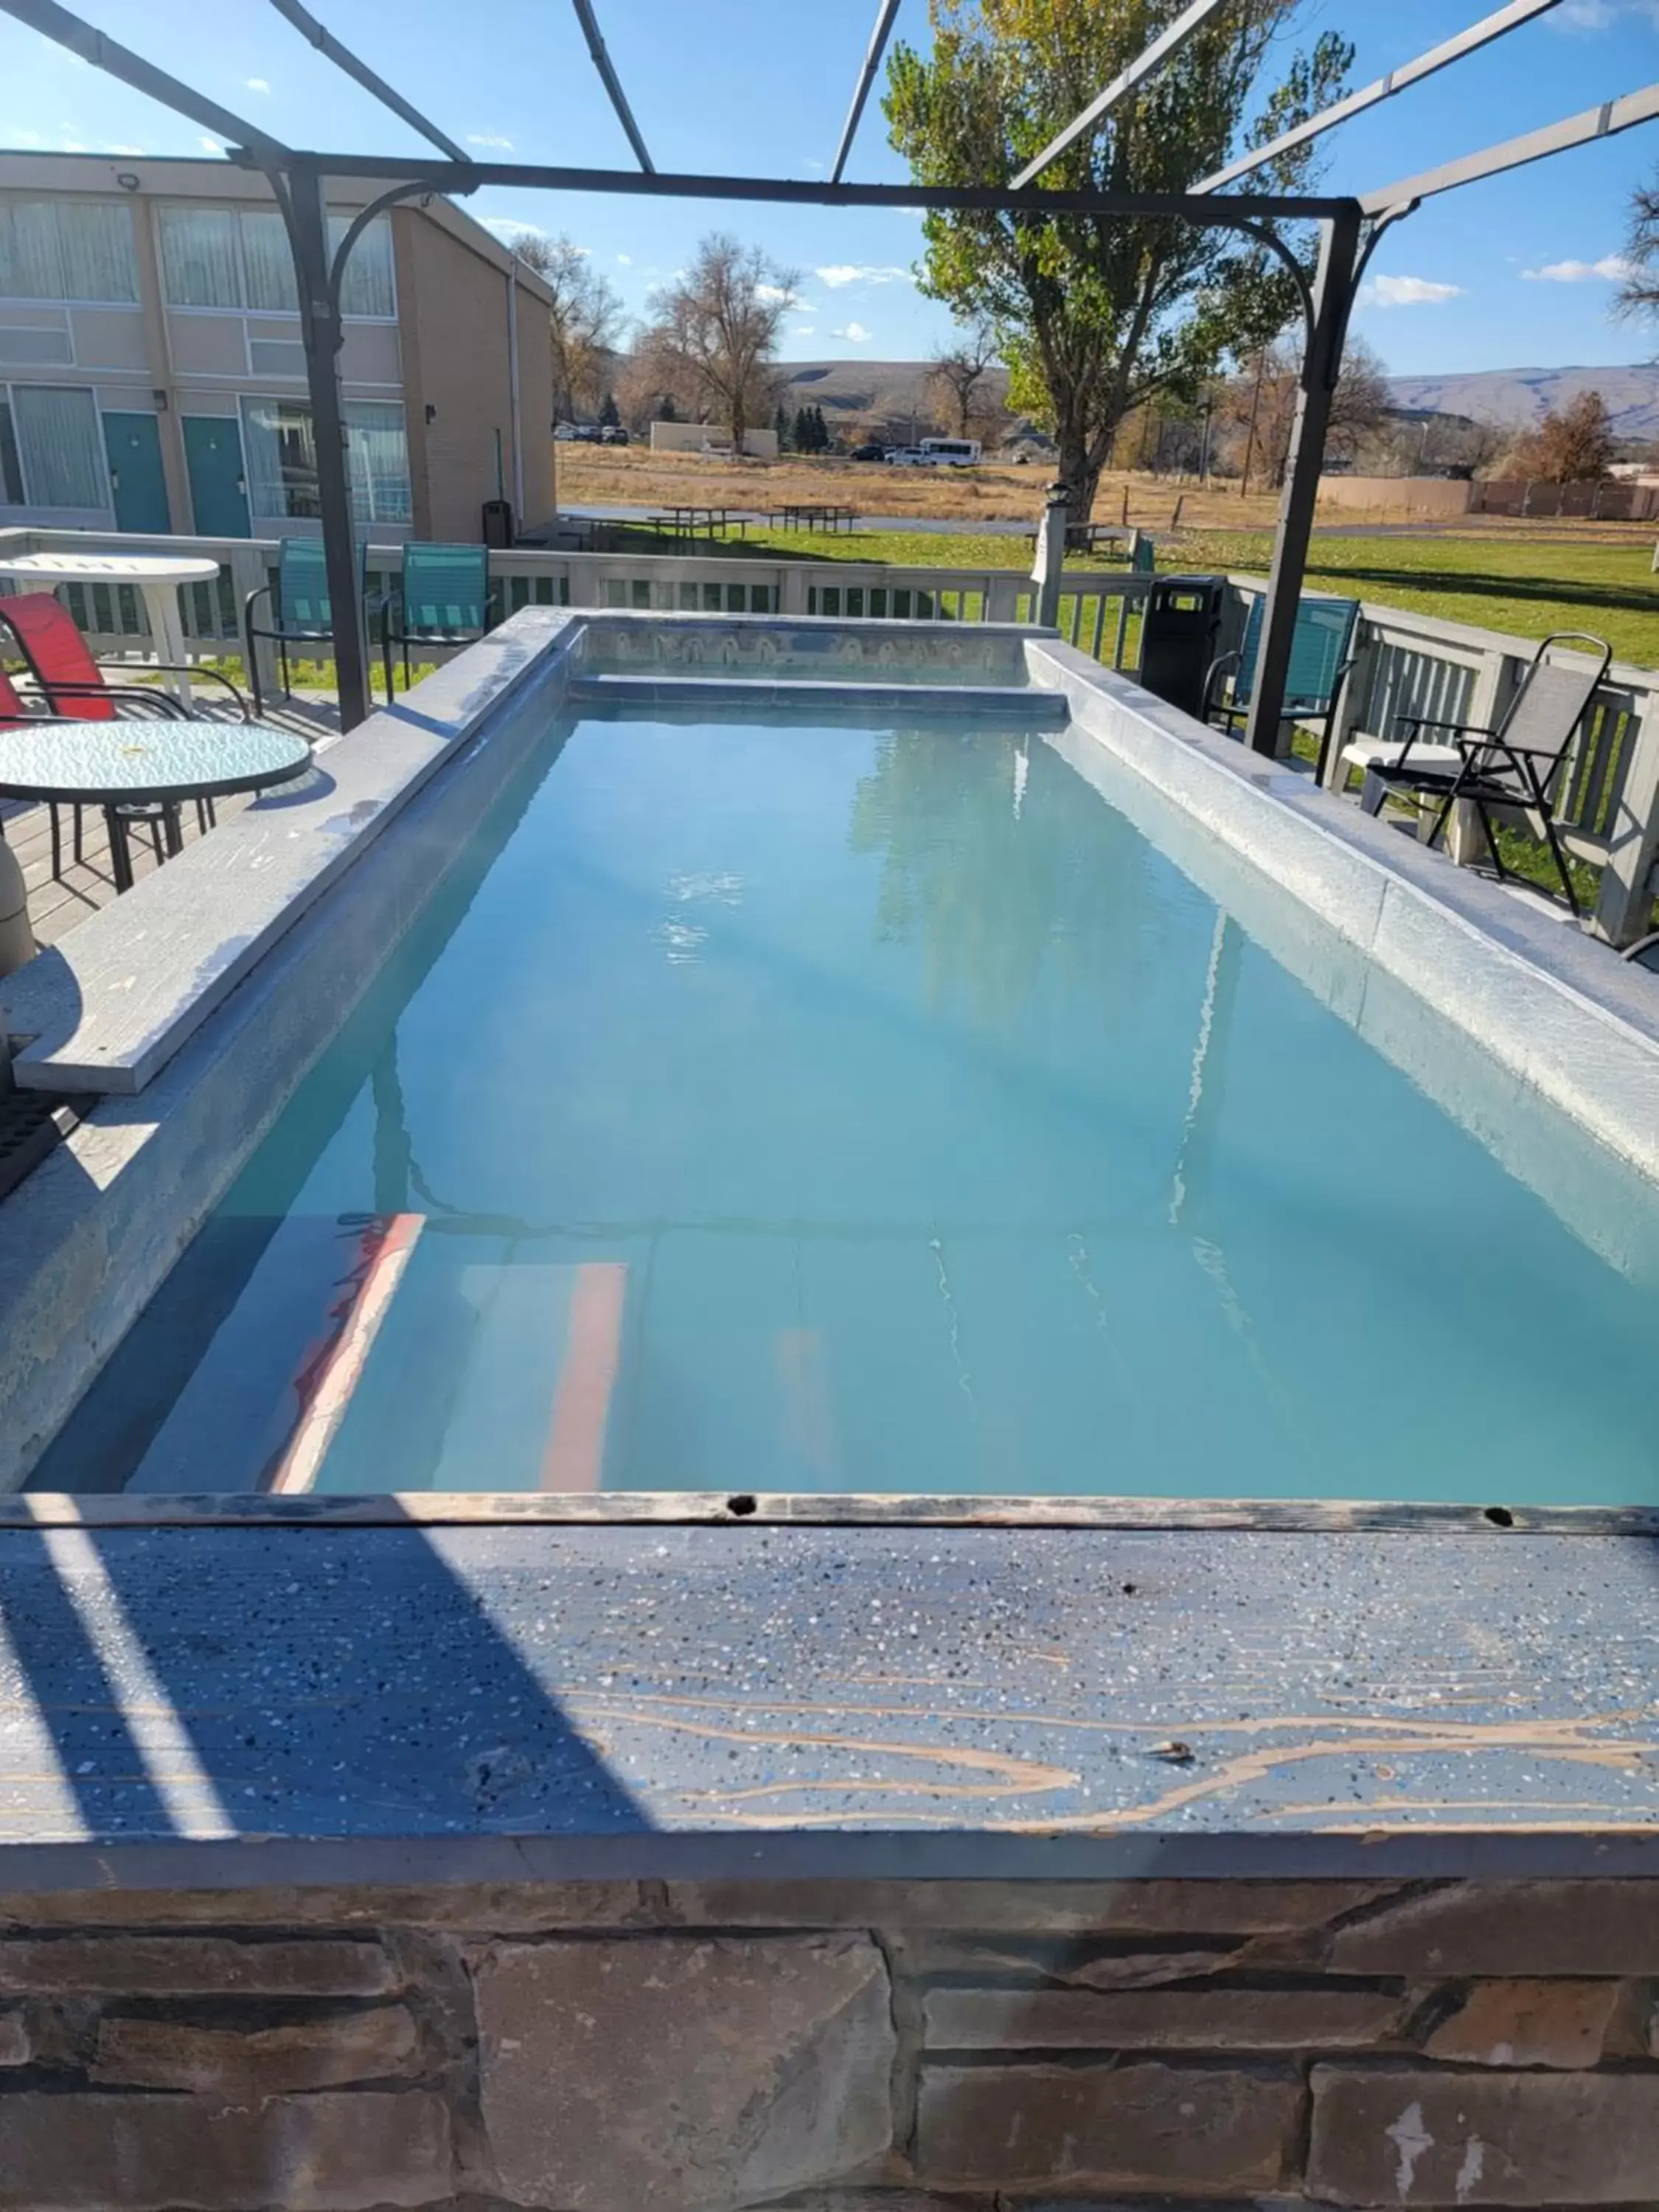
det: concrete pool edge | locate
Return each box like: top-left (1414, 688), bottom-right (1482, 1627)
top-left (1028, 637), bottom-right (1659, 1185)
top-left (0, 620), bottom-right (580, 1494)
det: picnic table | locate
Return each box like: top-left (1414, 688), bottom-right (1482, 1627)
top-left (0, 550), bottom-right (220, 705)
top-left (645, 507), bottom-right (751, 542)
top-left (769, 504), bottom-right (857, 535)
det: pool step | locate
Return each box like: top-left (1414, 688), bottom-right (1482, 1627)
top-left (570, 672), bottom-right (1068, 718)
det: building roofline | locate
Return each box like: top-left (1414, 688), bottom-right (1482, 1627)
top-left (0, 148), bottom-right (554, 304)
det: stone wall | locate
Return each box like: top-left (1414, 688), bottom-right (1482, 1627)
top-left (0, 1879), bottom-right (1657, 2209)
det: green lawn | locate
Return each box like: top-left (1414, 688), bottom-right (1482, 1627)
top-left (721, 522), bottom-right (1659, 670)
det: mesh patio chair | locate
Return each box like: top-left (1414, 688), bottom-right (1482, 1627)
top-left (1203, 594), bottom-right (1361, 776)
top-left (243, 538), bottom-right (369, 716)
top-left (1346, 630), bottom-right (1612, 917)
top-left (0, 594), bottom-right (248, 878)
top-left (379, 542), bottom-right (499, 702)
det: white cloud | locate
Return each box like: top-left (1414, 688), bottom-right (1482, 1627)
top-left (245, 77), bottom-right (270, 94)
top-left (1523, 254), bottom-right (1636, 282)
top-left (199, 136), bottom-right (226, 155)
top-left (3, 129), bottom-right (46, 147)
top-left (102, 143), bottom-right (146, 156)
top-left (616, 253), bottom-right (633, 265)
top-left (815, 263), bottom-right (911, 288)
top-left (483, 216), bottom-right (554, 243)
top-left (1361, 274), bottom-right (1462, 308)
top-left (1553, 0), bottom-right (1659, 25)
top-left (833, 321), bottom-right (873, 342)
top-left (467, 132), bottom-right (514, 149)
top-left (793, 324), bottom-right (816, 337)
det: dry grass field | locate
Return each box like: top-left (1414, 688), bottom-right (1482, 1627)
top-left (555, 444), bottom-right (1289, 530)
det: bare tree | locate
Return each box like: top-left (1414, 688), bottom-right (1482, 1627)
top-left (928, 317), bottom-right (1001, 439)
top-left (643, 234), bottom-right (799, 456)
top-left (509, 232), bottom-right (624, 426)
top-left (1217, 335), bottom-right (1391, 488)
top-left (1618, 174), bottom-right (1659, 324)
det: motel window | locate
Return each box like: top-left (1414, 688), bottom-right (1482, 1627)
top-left (0, 198), bottom-right (139, 304)
top-left (160, 206), bottom-right (396, 319)
top-left (0, 383), bottom-right (106, 508)
top-left (240, 395), bottom-right (411, 526)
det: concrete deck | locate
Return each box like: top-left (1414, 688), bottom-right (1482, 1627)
top-left (0, 1515), bottom-right (1655, 1890)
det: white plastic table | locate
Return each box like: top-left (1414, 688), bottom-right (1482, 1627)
top-left (0, 551), bottom-right (222, 706)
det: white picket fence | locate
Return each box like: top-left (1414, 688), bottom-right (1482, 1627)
top-left (3, 525), bottom-right (1656, 946)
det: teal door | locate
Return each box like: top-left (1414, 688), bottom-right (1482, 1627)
top-left (102, 411), bottom-right (171, 534)
top-left (183, 416), bottom-right (250, 538)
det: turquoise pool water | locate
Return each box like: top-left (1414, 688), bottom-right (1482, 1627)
top-left (37, 700), bottom-right (1659, 1500)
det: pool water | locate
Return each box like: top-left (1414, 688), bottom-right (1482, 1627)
top-left (36, 702), bottom-right (1659, 1501)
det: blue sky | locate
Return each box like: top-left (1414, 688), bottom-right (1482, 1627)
top-left (2, 0), bottom-right (1658, 375)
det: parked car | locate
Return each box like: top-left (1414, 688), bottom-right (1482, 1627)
top-left (850, 442), bottom-right (887, 462)
top-left (599, 425), bottom-right (630, 445)
top-left (887, 448), bottom-right (925, 466)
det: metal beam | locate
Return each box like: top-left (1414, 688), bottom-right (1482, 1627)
top-left (1362, 80), bottom-right (1659, 213)
top-left (1012, 0), bottom-right (1234, 189)
top-left (569, 0), bottom-right (654, 173)
top-left (1245, 204), bottom-right (1364, 761)
top-left (1196, 0), bottom-right (1563, 194)
top-left (229, 150), bottom-right (1354, 222)
top-left (278, 161), bottom-right (371, 733)
top-left (831, 0), bottom-right (902, 184)
top-left (265, 0), bottom-right (471, 164)
top-left (0, 0), bottom-right (288, 159)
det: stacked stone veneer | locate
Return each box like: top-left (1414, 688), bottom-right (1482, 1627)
top-left (0, 1879), bottom-right (1656, 2208)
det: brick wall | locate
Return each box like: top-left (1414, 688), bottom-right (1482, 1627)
top-left (0, 1879), bottom-right (1655, 2209)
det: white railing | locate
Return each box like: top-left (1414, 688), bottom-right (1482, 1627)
top-left (4, 526), bottom-right (1655, 945)
top-left (1232, 577), bottom-right (1659, 947)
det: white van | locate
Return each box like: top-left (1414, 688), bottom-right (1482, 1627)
top-left (917, 437), bottom-right (982, 466)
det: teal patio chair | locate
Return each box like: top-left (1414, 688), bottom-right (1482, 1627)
top-left (1203, 593), bottom-right (1361, 776)
top-left (380, 542), bottom-right (499, 701)
top-left (242, 538), bottom-right (370, 716)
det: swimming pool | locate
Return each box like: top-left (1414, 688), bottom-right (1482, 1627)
top-left (33, 686), bottom-right (1659, 1503)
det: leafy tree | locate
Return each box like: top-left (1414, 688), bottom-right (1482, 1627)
top-left (643, 234), bottom-right (799, 456)
top-left (1509, 392), bottom-right (1617, 484)
top-left (597, 391), bottom-right (621, 430)
top-left (813, 404), bottom-right (832, 452)
top-left (509, 232), bottom-right (622, 425)
top-left (658, 392), bottom-right (679, 421)
top-left (794, 405), bottom-right (812, 450)
top-left (883, 0), bottom-right (1354, 519)
top-left (774, 402), bottom-right (791, 450)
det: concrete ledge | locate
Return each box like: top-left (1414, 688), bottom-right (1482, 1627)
top-left (571, 673), bottom-right (1066, 717)
top-left (0, 642), bottom-right (574, 1492)
top-left (1028, 639), bottom-right (1659, 1183)
top-left (0, 609), bottom-right (580, 1096)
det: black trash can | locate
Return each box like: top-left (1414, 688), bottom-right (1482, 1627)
top-left (1138, 574), bottom-right (1225, 721)
top-left (482, 498), bottom-right (516, 549)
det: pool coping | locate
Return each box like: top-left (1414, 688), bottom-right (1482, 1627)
top-left (1027, 637), bottom-right (1659, 1187)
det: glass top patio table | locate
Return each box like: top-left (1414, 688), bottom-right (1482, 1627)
top-left (0, 720), bottom-right (311, 807)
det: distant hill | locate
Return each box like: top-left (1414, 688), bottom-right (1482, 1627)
top-left (1385, 364), bottom-right (1659, 439)
top-left (776, 358), bottom-right (1012, 436)
top-left (774, 355), bottom-right (1659, 445)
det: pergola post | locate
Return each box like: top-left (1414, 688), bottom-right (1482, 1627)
top-left (1245, 206), bottom-right (1363, 758)
top-left (282, 162), bottom-right (372, 731)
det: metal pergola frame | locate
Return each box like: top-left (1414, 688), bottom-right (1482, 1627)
top-left (1, 0), bottom-right (1655, 749)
